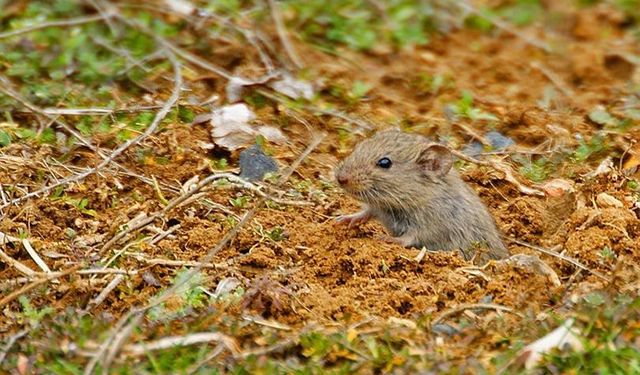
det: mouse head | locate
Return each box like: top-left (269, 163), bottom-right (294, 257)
top-left (335, 130), bottom-right (453, 208)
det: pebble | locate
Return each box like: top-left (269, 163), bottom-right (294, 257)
top-left (239, 144), bottom-right (278, 181)
top-left (596, 192), bottom-right (623, 208)
top-left (485, 131), bottom-right (515, 150)
top-left (432, 323), bottom-right (459, 336)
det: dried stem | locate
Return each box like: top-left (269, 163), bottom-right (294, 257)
top-left (0, 14), bottom-right (112, 39)
top-left (450, 149), bottom-right (545, 196)
top-left (511, 239), bottom-right (611, 282)
top-left (267, 0), bottom-right (303, 69)
top-left (84, 132), bottom-right (325, 373)
top-left (456, 1), bottom-right (552, 53)
top-left (0, 264), bottom-right (82, 308)
top-left (431, 303), bottom-right (523, 326)
top-left (0, 50), bottom-right (183, 211)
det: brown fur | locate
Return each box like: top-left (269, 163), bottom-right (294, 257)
top-left (335, 130), bottom-right (508, 262)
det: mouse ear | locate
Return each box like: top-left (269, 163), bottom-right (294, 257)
top-left (417, 144), bottom-right (453, 177)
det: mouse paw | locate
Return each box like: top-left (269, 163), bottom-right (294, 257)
top-left (376, 234), bottom-right (416, 247)
top-left (335, 210), bottom-right (372, 228)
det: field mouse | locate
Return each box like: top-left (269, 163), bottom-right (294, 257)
top-left (334, 130), bottom-right (508, 262)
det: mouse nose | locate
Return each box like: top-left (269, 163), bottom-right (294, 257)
top-left (336, 173), bottom-right (349, 186)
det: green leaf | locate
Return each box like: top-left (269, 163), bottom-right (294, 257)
top-left (584, 292), bottom-right (606, 306)
top-left (39, 128), bottom-right (56, 144)
top-left (588, 109), bottom-right (617, 126)
top-left (351, 81), bottom-right (372, 99)
top-left (0, 130), bottom-right (11, 147)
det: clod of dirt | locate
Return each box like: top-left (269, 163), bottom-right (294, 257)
top-left (485, 131), bottom-right (515, 150)
top-left (604, 53), bottom-right (636, 81)
top-left (461, 141), bottom-right (484, 156)
top-left (504, 254), bottom-right (561, 287)
top-left (596, 192), bottom-right (624, 208)
top-left (541, 179), bottom-right (575, 198)
top-left (239, 144), bottom-right (279, 181)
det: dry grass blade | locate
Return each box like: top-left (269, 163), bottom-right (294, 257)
top-left (450, 149), bottom-right (545, 196)
top-left (21, 239), bottom-right (51, 274)
top-left (0, 14), bottom-right (113, 39)
top-left (256, 88), bottom-right (374, 131)
top-left (99, 173), bottom-right (234, 254)
top-left (123, 332), bottom-right (239, 356)
top-left (456, 1), bottom-right (552, 53)
top-left (84, 132), bottom-right (325, 373)
top-left (184, 344), bottom-right (226, 375)
top-left (267, 0), bottom-right (303, 69)
top-left (431, 303), bottom-right (523, 326)
top-left (86, 274), bottom-right (125, 311)
top-left (0, 264), bottom-right (82, 308)
top-left (0, 50), bottom-right (182, 211)
top-left (511, 239), bottom-right (611, 282)
top-left (0, 241), bottom-right (36, 276)
top-left (530, 61), bottom-right (575, 97)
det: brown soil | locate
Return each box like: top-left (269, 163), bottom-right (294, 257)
top-left (1, 3), bottom-right (640, 368)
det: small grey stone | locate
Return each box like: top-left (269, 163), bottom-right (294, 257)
top-left (431, 323), bottom-right (459, 336)
top-left (479, 294), bottom-right (494, 304)
top-left (239, 144), bottom-right (278, 181)
top-left (485, 131), bottom-right (514, 150)
top-left (461, 141), bottom-right (484, 157)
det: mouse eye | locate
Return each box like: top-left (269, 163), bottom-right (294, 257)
top-left (376, 157), bottom-right (392, 169)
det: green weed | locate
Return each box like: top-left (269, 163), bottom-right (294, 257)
top-left (514, 156), bottom-right (554, 182)
top-left (446, 91), bottom-right (499, 122)
top-left (572, 135), bottom-right (607, 162)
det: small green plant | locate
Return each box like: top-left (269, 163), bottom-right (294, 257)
top-left (229, 195), bottom-right (249, 208)
top-left (50, 192), bottom-right (97, 217)
top-left (466, 0), bottom-right (542, 30)
top-left (225, 215), bottom-right (238, 227)
top-left (598, 246), bottom-right (616, 263)
top-left (300, 332), bottom-right (333, 359)
top-left (19, 296), bottom-right (54, 328)
top-left (211, 158), bottom-right (229, 170)
top-left (572, 135), bottom-right (606, 162)
top-left (0, 129), bottom-right (11, 147)
top-left (286, 0), bottom-right (435, 51)
top-left (295, 179), bottom-right (312, 193)
top-left (266, 226), bottom-right (286, 242)
top-left (514, 156), bottom-right (554, 182)
top-left (148, 269), bottom-right (208, 321)
top-left (446, 91), bottom-right (499, 122)
top-left (177, 106), bottom-right (195, 123)
top-left (349, 81), bottom-right (372, 102)
top-left (588, 107), bottom-right (634, 131)
top-left (413, 73), bottom-right (453, 95)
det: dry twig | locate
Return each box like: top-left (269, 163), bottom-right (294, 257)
top-left (0, 234), bottom-right (36, 276)
top-left (511, 239), bottom-right (611, 282)
top-left (530, 61), bottom-right (575, 97)
top-left (0, 14), bottom-right (112, 39)
top-left (0, 50), bottom-right (182, 211)
top-left (86, 274), bottom-right (125, 310)
top-left (0, 265), bottom-right (82, 308)
top-left (21, 239), bottom-right (51, 274)
top-left (267, 0), bottom-right (303, 69)
top-left (456, 1), bottom-right (552, 53)
top-left (450, 149), bottom-right (545, 196)
top-left (123, 332), bottom-right (239, 356)
top-left (431, 303), bottom-right (523, 326)
top-left (84, 132), bottom-right (325, 374)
